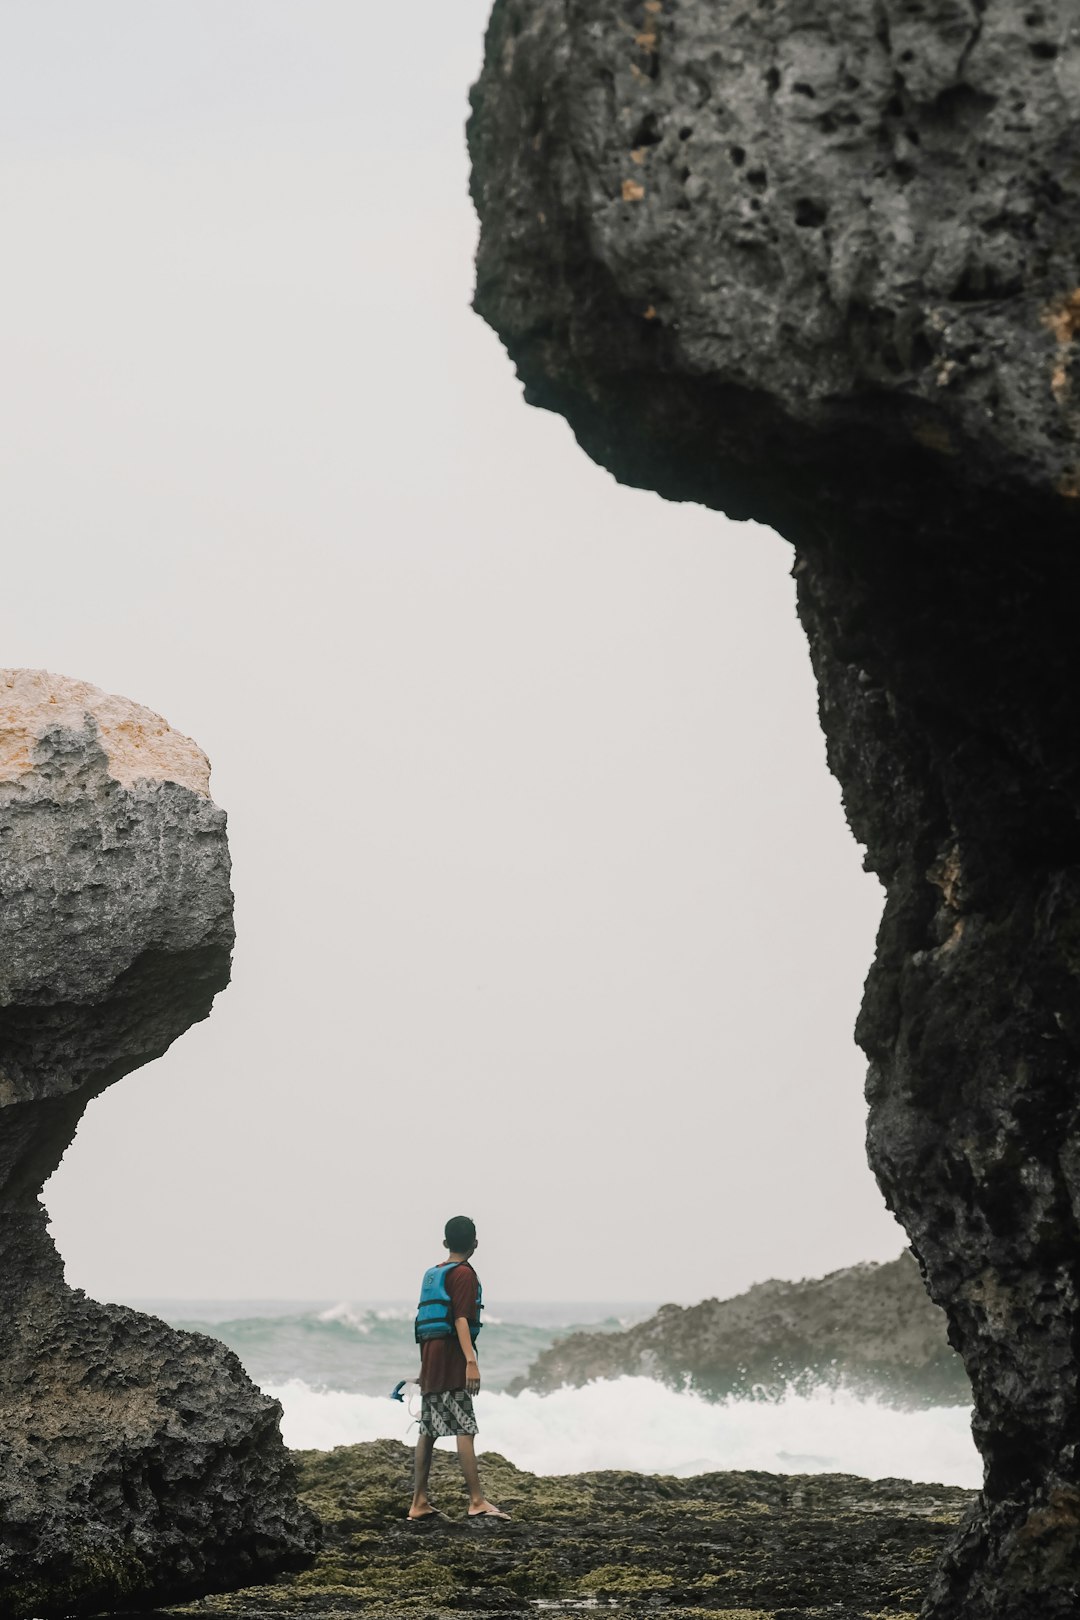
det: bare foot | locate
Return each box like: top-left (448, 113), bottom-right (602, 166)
top-left (468, 1501), bottom-right (511, 1519)
top-left (408, 1503), bottom-right (440, 1521)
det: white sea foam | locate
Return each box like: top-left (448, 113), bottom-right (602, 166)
top-left (266, 1374), bottom-right (981, 1488)
top-left (315, 1302), bottom-right (372, 1333)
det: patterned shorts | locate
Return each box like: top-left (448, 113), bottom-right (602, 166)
top-left (419, 1388), bottom-right (478, 1438)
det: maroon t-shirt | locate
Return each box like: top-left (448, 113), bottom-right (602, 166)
top-left (419, 1260), bottom-right (479, 1394)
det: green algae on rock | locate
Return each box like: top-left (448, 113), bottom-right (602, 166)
top-left (171, 1439), bottom-right (972, 1620)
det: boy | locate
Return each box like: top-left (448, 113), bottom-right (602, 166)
top-left (409, 1215), bottom-right (510, 1521)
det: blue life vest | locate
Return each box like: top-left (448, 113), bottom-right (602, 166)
top-left (414, 1261), bottom-right (483, 1345)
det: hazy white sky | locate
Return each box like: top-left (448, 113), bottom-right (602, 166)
top-left (3, 2), bottom-right (902, 1303)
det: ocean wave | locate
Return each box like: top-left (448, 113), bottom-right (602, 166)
top-left (171, 1305), bottom-right (565, 1397)
top-left (266, 1374), bottom-right (981, 1488)
top-left (316, 1303), bottom-right (375, 1332)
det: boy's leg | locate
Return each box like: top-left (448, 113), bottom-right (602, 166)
top-left (409, 1433), bottom-right (436, 1519)
top-left (456, 1433), bottom-right (509, 1518)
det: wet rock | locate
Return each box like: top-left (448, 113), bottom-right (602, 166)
top-left (0, 670), bottom-right (317, 1615)
top-left (469, 3), bottom-right (1080, 1613)
top-left (174, 1438), bottom-right (973, 1620)
top-left (511, 1253), bottom-right (969, 1407)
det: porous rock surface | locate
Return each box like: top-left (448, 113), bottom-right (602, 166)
top-left (510, 1252), bottom-right (970, 1407)
top-left (0, 670), bottom-right (316, 1615)
top-left (175, 1438), bottom-right (975, 1620)
top-left (469, 4), bottom-right (1080, 1615)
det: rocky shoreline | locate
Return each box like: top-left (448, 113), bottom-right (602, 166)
top-left (511, 1255), bottom-right (970, 1408)
top-left (171, 1439), bottom-right (974, 1620)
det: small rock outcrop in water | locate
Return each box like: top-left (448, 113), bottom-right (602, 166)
top-left (469, 4), bottom-right (1080, 1613)
top-left (510, 1253), bottom-right (970, 1407)
top-left (0, 670), bottom-right (316, 1615)
top-left (174, 1439), bottom-right (974, 1620)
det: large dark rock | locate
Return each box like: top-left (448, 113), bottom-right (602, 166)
top-left (0, 670), bottom-right (317, 1615)
top-left (510, 1253), bottom-right (970, 1407)
top-left (469, 4), bottom-right (1080, 1614)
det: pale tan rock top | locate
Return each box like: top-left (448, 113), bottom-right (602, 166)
top-left (0, 669), bottom-right (211, 797)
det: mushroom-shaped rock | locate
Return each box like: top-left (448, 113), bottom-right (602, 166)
top-left (470, 4), bottom-right (1080, 1615)
top-left (0, 670), bottom-right (316, 1615)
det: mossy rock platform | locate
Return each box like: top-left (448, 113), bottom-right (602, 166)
top-left (169, 1439), bottom-right (974, 1620)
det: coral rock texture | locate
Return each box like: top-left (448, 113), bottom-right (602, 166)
top-left (469, 3), bottom-right (1080, 1615)
top-left (0, 669), bottom-right (316, 1615)
top-left (511, 1253), bottom-right (970, 1407)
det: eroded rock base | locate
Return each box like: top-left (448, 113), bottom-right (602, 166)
top-left (0, 1216), bottom-right (318, 1616)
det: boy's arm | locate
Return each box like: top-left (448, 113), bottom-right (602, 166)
top-left (455, 1316), bottom-right (480, 1395)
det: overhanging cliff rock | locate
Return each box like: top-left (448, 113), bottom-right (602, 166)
top-left (511, 1253), bottom-right (970, 1407)
top-left (0, 670), bottom-right (316, 1615)
top-left (469, 4), bottom-right (1080, 1615)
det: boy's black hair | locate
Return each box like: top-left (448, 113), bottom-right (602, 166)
top-left (445, 1214), bottom-right (476, 1252)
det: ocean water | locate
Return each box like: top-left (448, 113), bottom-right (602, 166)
top-left (132, 1298), bottom-right (982, 1490)
top-left (137, 1298), bottom-right (642, 1397)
